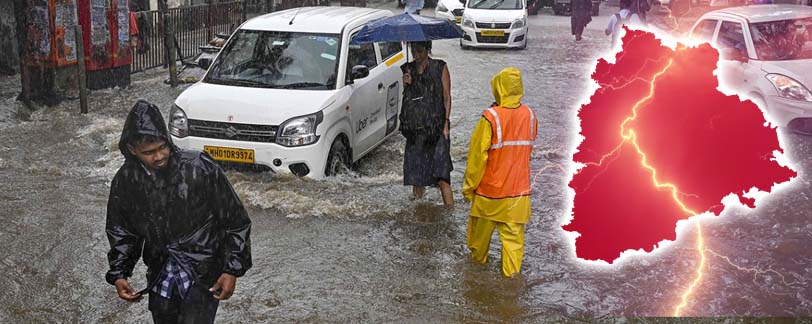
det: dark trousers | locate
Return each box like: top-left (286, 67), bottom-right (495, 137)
top-left (149, 283), bottom-right (219, 324)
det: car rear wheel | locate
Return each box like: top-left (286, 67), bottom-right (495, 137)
top-left (325, 137), bottom-right (350, 177)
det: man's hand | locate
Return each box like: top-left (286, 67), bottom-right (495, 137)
top-left (210, 273), bottom-right (237, 300)
top-left (114, 279), bottom-right (142, 302)
top-left (443, 121), bottom-right (449, 140)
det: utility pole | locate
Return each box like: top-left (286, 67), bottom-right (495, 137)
top-left (207, 0), bottom-right (213, 41)
top-left (12, 0), bottom-right (31, 104)
top-left (159, 0), bottom-right (178, 87)
top-left (241, 0), bottom-right (247, 22)
top-left (75, 25), bottom-right (88, 114)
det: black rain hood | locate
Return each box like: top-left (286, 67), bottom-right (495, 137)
top-left (118, 99), bottom-right (177, 160)
top-left (106, 100), bottom-right (252, 290)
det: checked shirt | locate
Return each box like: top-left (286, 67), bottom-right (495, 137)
top-left (153, 259), bottom-right (192, 299)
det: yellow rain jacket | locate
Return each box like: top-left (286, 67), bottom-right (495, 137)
top-left (463, 67), bottom-right (537, 224)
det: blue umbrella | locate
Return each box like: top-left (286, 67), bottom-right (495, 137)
top-left (350, 13), bottom-right (464, 45)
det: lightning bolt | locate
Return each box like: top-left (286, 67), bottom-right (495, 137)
top-left (585, 59), bottom-right (696, 213)
top-left (610, 58), bottom-right (708, 316)
top-left (674, 223), bottom-right (705, 316)
top-left (706, 249), bottom-right (804, 288)
top-left (577, 57), bottom-right (709, 315)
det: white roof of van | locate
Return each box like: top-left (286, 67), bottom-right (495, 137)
top-left (240, 6), bottom-right (392, 34)
top-left (706, 5), bottom-right (812, 23)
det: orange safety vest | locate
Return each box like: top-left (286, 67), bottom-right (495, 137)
top-left (475, 104), bottom-right (537, 199)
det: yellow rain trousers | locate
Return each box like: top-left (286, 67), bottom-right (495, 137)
top-left (463, 67), bottom-right (532, 278)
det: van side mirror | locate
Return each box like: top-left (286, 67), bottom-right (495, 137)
top-left (351, 65), bottom-right (370, 81)
top-left (198, 58), bottom-right (212, 69)
top-left (721, 47), bottom-right (748, 63)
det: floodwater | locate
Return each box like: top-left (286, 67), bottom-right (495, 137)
top-left (1, 2), bottom-right (811, 323)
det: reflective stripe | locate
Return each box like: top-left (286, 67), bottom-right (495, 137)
top-left (490, 140), bottom-right (534, 149)
top-left (505, 140), bottom-right (534, 146)
top-left (528, 106), bottom-right (535, 140)
top-left (488, 106), bottom-right (537, 150)
top-left (487, 107), bottom-right (503, 148)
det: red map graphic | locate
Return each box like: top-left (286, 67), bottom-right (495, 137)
top-left (563, 29), bottom-right (797, 263)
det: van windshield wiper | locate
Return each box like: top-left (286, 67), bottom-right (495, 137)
top-left (207, 78), bottom-right (274, 88)
top-left (280, 82), bottom-right (327, 89)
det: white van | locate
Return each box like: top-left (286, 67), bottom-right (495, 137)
top-left (169, 7), bottom-right (407, 178)
top-left (459, 0), bottom-right (529, 49)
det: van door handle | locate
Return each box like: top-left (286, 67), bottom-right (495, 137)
top-left (378, 82), bottom-right (384, 90)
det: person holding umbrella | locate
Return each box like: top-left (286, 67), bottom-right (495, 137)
top-left (350, 13), bottom-right (463, 206)
top-left (400, 40), bottom-right (454, 206)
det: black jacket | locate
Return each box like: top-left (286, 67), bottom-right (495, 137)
top-left (105, 100), bottom-right (252, 289)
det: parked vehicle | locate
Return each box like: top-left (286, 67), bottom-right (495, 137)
top-left (435, 0), bottom-right (466, 23)
top-left (170, 7), bottom-right (407, 178)
top-left (688, 5), bottom-right (812, 134)
top-left (709, 0), bottom-right (808, 6)
top-left (398, 0), bottom-right (439, 8)
top-left (552, 0), bottom-right (600, 16)
top-left (459, 0), bottom-right (529, 49)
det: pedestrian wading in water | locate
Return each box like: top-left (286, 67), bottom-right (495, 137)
top-left (105, 100), bottom-right (252, 324)
top-left (571, 0), bottom-right (593, 41)
top-left (400, 40), bottom-right (454, 206)
top-left (463, 67), bottom-right (537, 277)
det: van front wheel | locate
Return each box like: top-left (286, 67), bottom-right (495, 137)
top-left (325, 138), bottom-right (350, 177)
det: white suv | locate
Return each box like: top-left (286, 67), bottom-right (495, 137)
top-left (169, 7), bottom-right (407, 178)
top-left (688, 5), bottom-right (812, 134)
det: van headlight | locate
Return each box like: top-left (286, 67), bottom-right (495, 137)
top-left (766, 74), bottom-right (812, 102)
top-left (169, 104), bottom-right (188, 138)
top-left (462, 16), bottom-right (475, 28)
top-left (512, 18), bottom-right (526, 29)
top-left (276, 111), bottom-right (323, 147)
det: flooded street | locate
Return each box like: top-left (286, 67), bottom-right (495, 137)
top-left (1, 2), bottom-right (812, 322)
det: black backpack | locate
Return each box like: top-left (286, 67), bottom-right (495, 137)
top-left (399, 60), bottom-right (446, 144)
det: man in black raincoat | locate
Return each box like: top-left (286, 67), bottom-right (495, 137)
top-left (105, 100), bottom-right (252, 324)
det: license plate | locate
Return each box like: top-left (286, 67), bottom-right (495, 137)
top-left (454, 17), bottom-right (462, 23)
top-left (480, 30), bottom-right (505, 37)
top-left (203, 146), bottom-right (255, 164)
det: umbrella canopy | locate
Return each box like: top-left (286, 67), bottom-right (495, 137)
top-left (350, 13), bottom-right (464, 44)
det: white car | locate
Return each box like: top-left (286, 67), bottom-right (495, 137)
top-left (170, 7), bottom-right (407, 178)
top-left (435, 0), bottom-right (466, 24)
top-left (459, 0), bottom-right (529, 49)
top-left (689, 5), bottom-right (812, 134)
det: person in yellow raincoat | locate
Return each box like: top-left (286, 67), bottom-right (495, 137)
top-left (463, 67), bottom-right (537, 277)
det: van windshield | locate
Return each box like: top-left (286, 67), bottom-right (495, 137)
top-left (467, 0), bottom-right (523, 10)
top-left (750, 18), bottom-right (812, 61)
top-left (205, 30), bottom-right (340, 90)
